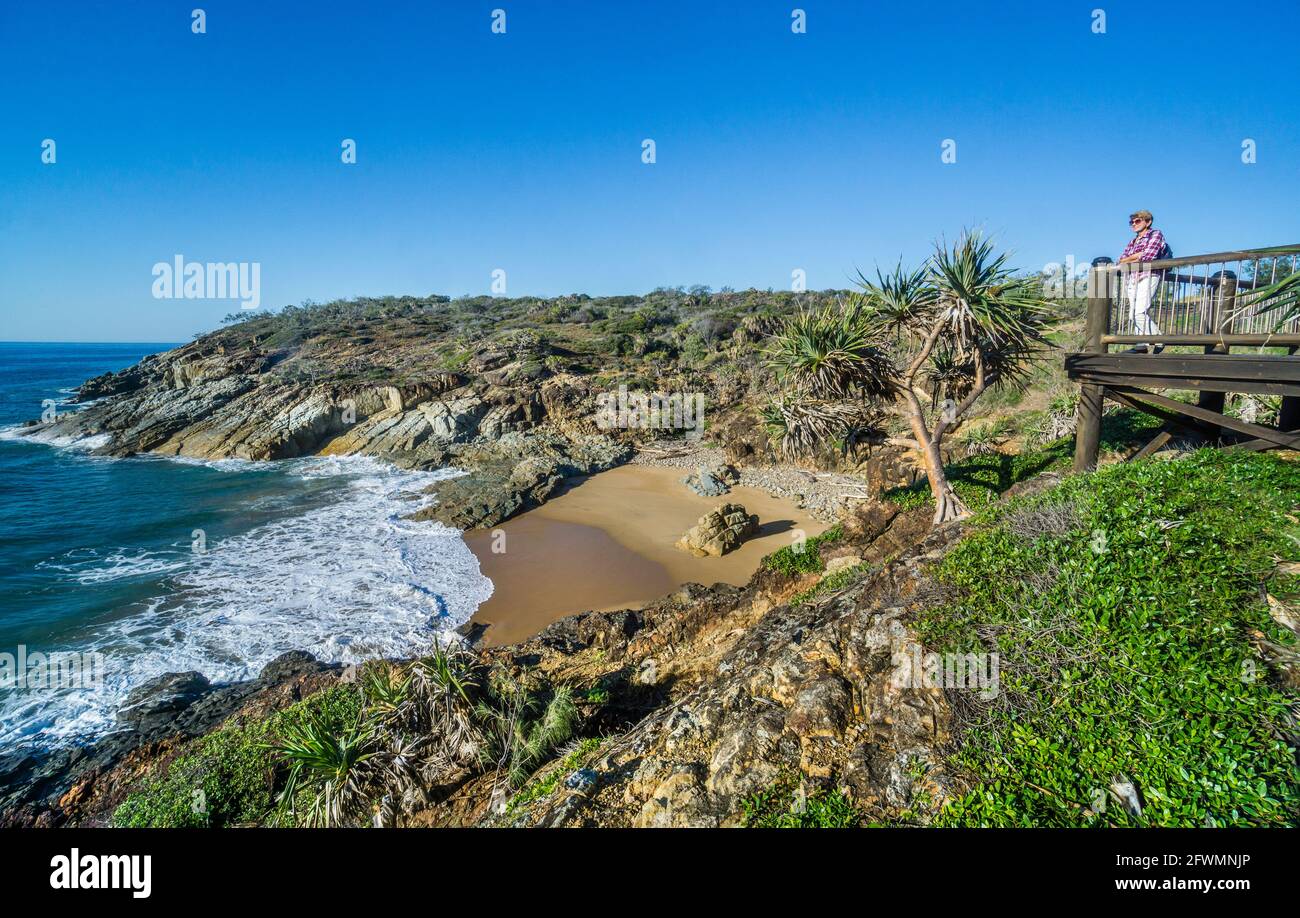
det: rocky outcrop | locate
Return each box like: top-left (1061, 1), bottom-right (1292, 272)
top-left (0, 652), bottom-right (343, 827)
top-left (7, 496), bottom-right (948, 829)
top-left (676, 503), bottom-right (759, 557)
top-left (473, 501), bottom-right (953, 828)
top-left (681, 463), bottom-right (734, 497)
top-left (410, 432), bottom-right (632, 530)
top-left (11, 336), bottom-right (638, 531)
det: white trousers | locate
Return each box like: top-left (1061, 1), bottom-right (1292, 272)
top-left (1126, 274), bottom-right (1163, 338)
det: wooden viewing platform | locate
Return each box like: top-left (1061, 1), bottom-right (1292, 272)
top-left (1068, 244), bottom-right (1300, 470)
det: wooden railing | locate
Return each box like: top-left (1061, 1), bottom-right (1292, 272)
top-left (1071, 244), bottom-right (1300, 472)
top-left (1088, 244), bottom-right (1300, 347)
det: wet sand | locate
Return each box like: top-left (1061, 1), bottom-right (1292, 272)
top-left (465, 464), bottom-right (830, 646)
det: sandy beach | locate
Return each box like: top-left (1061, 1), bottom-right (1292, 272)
top-left (465, 464), bottom-right (831, 646)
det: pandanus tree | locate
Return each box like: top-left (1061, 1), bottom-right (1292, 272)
top-left (764, 232), bottom-right (1049, 524)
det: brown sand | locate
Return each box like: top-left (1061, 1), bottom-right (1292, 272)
top-left (465, 464), bottom-right (830, 646)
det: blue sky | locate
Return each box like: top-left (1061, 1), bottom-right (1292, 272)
top-left (1, 0), bottom-right (1297, 342)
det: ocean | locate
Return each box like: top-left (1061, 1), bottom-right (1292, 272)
top-left (0, 342), bottom-right (492, 751)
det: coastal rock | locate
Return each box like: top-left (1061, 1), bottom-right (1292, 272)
top-left (258, 650), bottom-right (330, 684)
top-left (411, 432), bottom-right (631, 530)
top-left (681, 466), bottom-right (730, 497)
top-left (495, 505), bottom-right (960, 828)
top-left (118, 672), bottom-right (214, 732)
top-left (675, 503), bottom-right (758, 557)
top-left (707, 462), bottom-right (739, 485)
top-left (0, 653), bottom-right (343, 826)
top-left (824, 554), bottom-right (863, 576)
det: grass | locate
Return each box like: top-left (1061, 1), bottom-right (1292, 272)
top-left (112, 685), bottom-right (363, 828)
top-left (739, 772), bottom-right (861, 827)
top-left (506, 736), bottom-right (605, 813)
top-left (882, 407), bottom-right (1164, 511)
top-left (761, 524), bottom-right (844, 576)
top-left (883, 439), bottom-right (1074, 511)
top-left (790, 562), bottom-right (870, 606)
top-left (918, 450), bottom-right (1300, 827)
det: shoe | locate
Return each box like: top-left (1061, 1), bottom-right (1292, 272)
top-left (1125, 345), bottom-right (1150, 354)
top-left (1153, 344), bottom-right (1165, 354)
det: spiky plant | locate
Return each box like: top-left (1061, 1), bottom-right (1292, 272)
top-left (361, 661), bottom-right (410, 722)
top-left (1238, 270), bottom-right (1300, 330)
top-left (406, 643), bottom-right (484, 768)
top-left (765, 231), bottom-right (1049, 523)
top-left (477, 671), bottom-right (580, 790)
top-left (761, 397), bottom-right (876, 461)
top-left (272, 712), bottom-right (378, 828)
top-left (957, 416), bottom-right (1013, 456)
top-left (764, 300), bottom-right (895, 400)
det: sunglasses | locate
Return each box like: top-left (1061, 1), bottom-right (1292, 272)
top-left (1129, 218), bottom-right (1147, 225)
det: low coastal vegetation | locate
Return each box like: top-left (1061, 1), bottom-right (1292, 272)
top-left (113, 685), bottom-right (363, 828)
top-left (114, 647), bottom-right (586, 828)
top-left (109, 450), bottom-right (1300, 828)
top-left (920, 450), bottom-right (1300, 827)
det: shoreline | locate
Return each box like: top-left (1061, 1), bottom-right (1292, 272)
top-left (464, 463), bottom-right (832, 646)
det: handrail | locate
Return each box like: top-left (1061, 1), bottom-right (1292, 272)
top-left (1074, 243), bottom-right (1300, 472)
top-left (1092, 243), bottom-right (1300, 273)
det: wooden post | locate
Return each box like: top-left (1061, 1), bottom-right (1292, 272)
top-left (1074, 265), bottom-right (1111, 472)
top-left (1281, 345), bottom-right (1300, 433)
top-left (1195, 272), bottom-right (1236, 441)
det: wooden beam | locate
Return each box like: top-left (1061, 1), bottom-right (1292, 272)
top-left (1073, 267), bottom-right (1109, 472)
top-left (1128, 429), bottom-right (1174, 461)
top-left (1104, 388), bottom-right (1201, 433)
top-left (1067, 352), bottom-right (1300, 381)
top-left (1093, 243), bottom-right (1300, 273)
top-left (1066, 352), bottom-right (1300, 397)
top-left (1228, 435), bottom-right (1300, 453)
top-left (1075, 372), bottom-right (1300, 397)
top-left (1108, 385), bottom-right (1300, 449)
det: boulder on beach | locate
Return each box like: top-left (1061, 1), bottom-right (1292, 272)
top-left (681, 466), bottom-right (729, 497)
top-left (681, 461), bottom-right (739, 497)
top-left (675, 502), bottom-right (759, 557)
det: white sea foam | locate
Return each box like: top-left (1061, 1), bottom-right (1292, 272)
top-left (0, 425), bottom-right (110, 451)
top-left (37, 548), bottom-right (190, 585)
top-left (0, 456), bottom-right (493, 748)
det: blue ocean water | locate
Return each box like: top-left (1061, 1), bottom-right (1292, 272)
top-left (0, 342), bottom-right (491, 750)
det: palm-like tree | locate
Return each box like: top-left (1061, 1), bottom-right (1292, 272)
top-left (766, 232), bottom-right (1049, 523)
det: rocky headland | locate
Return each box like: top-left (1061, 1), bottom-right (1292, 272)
top-left (7, 292), bottom-right (1293, 829)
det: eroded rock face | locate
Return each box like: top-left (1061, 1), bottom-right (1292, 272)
top-left (488, 502), bottom-right (958, 828)
top-left (676, 503), bottom-right (758, 557)
top-left (409, 432), bottom-right (632, 530)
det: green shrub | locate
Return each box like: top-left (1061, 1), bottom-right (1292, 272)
top-left (111, 685), bottom-right (362, 828)
top-left (921, 450), bottom-right (1300, 827)
top-left (740, 773), bottom-right (861, 827)
top-left (761, 525), bottom-right (844, 576)
top-left (507, 737), bottom-right (604, 813)
top-left (790, 562), bottom-right (870, 606)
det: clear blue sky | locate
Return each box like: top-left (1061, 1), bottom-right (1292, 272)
top-left (2, 0), bottom-right (1297, 342)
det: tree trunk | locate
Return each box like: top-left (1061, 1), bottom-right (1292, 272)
top-left (921, 439), bottom-right (969, 524)
top-left (901, 389), bottom-right (971, 525)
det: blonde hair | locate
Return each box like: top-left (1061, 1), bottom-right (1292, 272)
top-left (1129, 210), bottom-right (1153, 224)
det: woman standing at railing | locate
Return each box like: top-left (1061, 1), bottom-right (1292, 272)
top-left (1119, 210), bottom-right (1170, 353)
